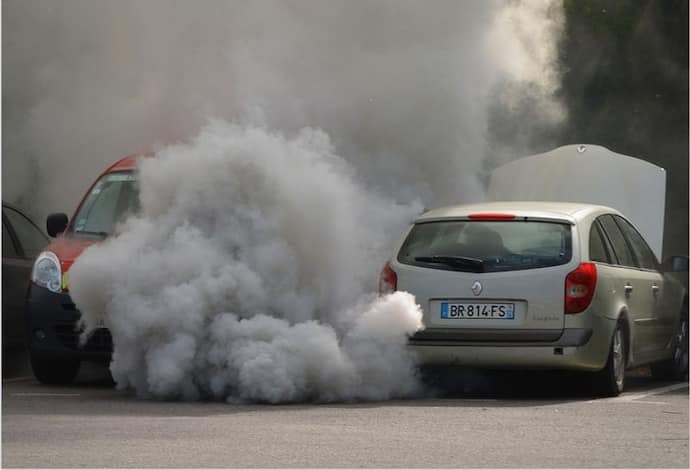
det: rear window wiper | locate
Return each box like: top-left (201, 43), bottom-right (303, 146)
top-left (414, 255), bottom-right (485, 273)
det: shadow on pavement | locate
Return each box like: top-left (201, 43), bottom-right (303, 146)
top-left (4, 348), bottom-right (686, 410)
top-left (2, 345), bottom-right (114, 387)
top-left (418, 365), bottom-right (685, 401)
top-left (2, 347), bottom-right (30, 379)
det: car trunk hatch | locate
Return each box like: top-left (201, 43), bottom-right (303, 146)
top-left (397, 265), bottom-right (570, 341)
top-left (394, 218), bottom-right (573, 342)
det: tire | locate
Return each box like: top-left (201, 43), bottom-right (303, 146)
top-left (594, 321), bottom-right (626, 397)
top-left (651, 312), bottom-right (689, 381)
top-left (30, 353), bottom-right (80, 385)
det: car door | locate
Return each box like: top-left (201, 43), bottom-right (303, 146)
top-left (612, 215), bottom-right (670, 354)
top-left (2, 206), bottom-right (48, 350)
top-left (597, 214), bottom-right (659, 361)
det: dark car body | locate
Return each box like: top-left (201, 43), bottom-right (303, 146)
top-left (2, 203), bottom-right (48, 352)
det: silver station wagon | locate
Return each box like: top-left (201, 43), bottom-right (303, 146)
top-left (380, 201), bottom-right (688, 396)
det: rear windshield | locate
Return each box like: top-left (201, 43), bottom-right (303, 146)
top-left (70, 171), bottom-right (139, 236)
top-left (398, 220), bottom-right (572, 273)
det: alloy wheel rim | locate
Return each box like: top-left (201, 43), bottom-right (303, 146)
top-left (672, 318), bottom-right (688, 376)
top-left (613, 328), bottom-right (624, 388)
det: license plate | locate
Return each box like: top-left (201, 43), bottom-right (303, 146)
top-left (441, 302), bottom-right (515, 319)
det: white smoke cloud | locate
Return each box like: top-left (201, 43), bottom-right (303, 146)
top-left (4, 0), bottom-right (564, 220)
top-left (487, 0), bottom-right (566, 133)
top-left (6, 0), bottom-right (566, 402)
top-left (68, 123), bottom-right (424, 402)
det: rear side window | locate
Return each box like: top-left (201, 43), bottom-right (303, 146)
top-left (613, 215), bottom-right (659, 270)
top-left (598, 215), bottom-right (635, 268)
top-left (398, 220), bottom-right (572, 273)
top-left (589, 222), bottom-right (611, 263)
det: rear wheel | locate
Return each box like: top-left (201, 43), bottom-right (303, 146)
top-left (30, 353), bottom-right (80, 385)
top-left (651, 311), bottom-right (688, 381)
top-left (594, 321), bottom-right (626, 397)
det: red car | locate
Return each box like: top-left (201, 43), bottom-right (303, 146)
top-left (26, 155), bottom-right (140, 384)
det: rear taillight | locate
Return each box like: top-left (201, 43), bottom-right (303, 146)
top-left (378, 261), bottom-right (397, 294)
top-left (565, 262), bottom-right (597, 314)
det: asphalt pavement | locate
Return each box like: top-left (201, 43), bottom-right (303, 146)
top-left (2, 360), bottom-right (688, 468)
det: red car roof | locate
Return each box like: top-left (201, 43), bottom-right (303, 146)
top-left (103, 153), bottom-right (153, 173)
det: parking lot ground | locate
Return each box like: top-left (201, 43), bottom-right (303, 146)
top-left (2, 363), bottom-right (688, 468)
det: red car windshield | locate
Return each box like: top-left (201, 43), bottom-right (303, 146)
top-left (71, 171), bottom-right (139, 236)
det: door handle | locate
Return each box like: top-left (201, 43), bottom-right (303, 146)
top-left (624, 284), bottom-right (633, 295)
top-left (651, 284), bottom-right (660, 295)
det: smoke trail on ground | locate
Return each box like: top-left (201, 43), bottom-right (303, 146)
top-left (68, 122), bottom-right (424, 402)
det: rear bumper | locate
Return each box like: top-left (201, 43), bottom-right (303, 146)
top-left (408, 322), bottom-right (615, 371)
top-left (409, 328), bottom-right (592, 345)
top-left (25, 283), bottom-right (112, 362)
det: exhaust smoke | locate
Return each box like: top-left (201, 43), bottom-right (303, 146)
top-left (6, 0), bottom-right (566, 402)
top-left (4, 0), bottom-right (564, 220)
top-left (68, 123), bottom-right (425, 402)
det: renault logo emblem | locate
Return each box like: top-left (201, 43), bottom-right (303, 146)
top-left (471, 281), bottom-right (483, 296)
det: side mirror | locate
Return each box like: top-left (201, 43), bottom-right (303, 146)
top-left (661, 255), bottom-right (689, 273)
top-left (46, 213), bottom-right (68, 238)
